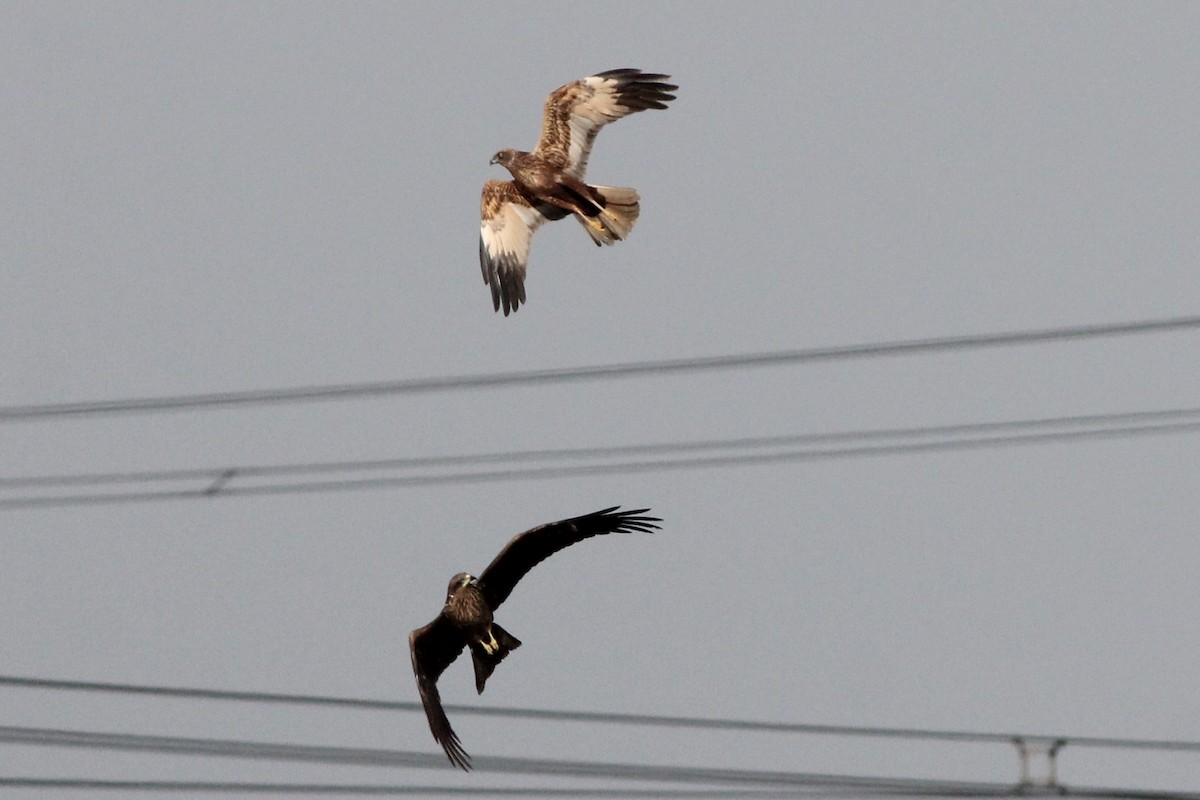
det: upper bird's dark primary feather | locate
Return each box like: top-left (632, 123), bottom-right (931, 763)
top-left (479, 181), bottom-right (568, 315)
top-left (477, 506), bottom-right (662, 609)
top-left (532, 69), bottom-right (678, 179)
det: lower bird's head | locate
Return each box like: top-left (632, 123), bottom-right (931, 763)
top-left (446, 572), bottom-right (477, 602)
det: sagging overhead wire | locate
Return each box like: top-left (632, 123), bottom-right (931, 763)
top-left (3, 314), bottom-right (1198, 422)
top-left (5, 405), bottom-right (1200, 490)
top-left (0, 780), bottom-right (1195, 800)
top-left (3, 407), bottom-right (1199, 510)
top-left (3, 725), bottom-right (1198, 799)
top-left (0, 779), bottom-right (879, 798)
top-left (0, 725), bottom-right (1042, 795)
top-left (3, 675), bottom-right (1199, 753)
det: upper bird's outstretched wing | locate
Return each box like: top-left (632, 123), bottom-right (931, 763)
top-left (532, 69), bottom-right (677, 180)
top-left (409, 615), bottom-right (471, 770)
top-left (479, 179), bottom-right (568, 315)
top-left (477, 506), bottom-right (661, 609)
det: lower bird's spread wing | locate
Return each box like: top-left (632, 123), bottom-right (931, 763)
top-left (479, 180), bottom-right (566, 316)
top-left (532, 69), bottom-right (677, 180)
top-left (477, 506), bottom-right (661, 609)
top-left (409, 615), bottom-right (471, 770)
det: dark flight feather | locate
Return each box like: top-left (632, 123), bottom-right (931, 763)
top-left (477, 506), bottom-right (661, 609)
top-left (407, 616), bottom-right (470, 770)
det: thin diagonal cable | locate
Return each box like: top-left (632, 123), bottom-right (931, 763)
top-left (4, 314), bottom-right (1198, 421)
top-left (5, 406), bottom-right (1200, 489)
top-left (0, 778), bottom-right (1192, 800)
top-left (0, 780), bottom-right (846, 798)
top-left (3, 676), bottom-right (1199, 752)
top-left (0, 726), bottom-right (1022, 792)
top-left (3, 727), bottom-right (1197, 799)
top-left (2, 417), bottom-right (1198, 510)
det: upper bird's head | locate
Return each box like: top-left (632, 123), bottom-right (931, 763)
top-left (489, 149), bottom-right (514, 167)
top-left (445, 572), bottom-right (476, 603)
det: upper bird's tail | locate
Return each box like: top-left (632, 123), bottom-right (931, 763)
top-left (576, 185), bottom-right (640, 246)
top-left (471, 623), bottom-right (522, 694)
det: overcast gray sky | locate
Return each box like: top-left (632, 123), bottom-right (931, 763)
top-left (3, 2), bottom-right (1199, 796)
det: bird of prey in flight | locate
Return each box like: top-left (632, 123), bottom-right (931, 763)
top-left (408, 506), bottom-right (661, 770)
top-left (479, 68), bottom-right (677, 315)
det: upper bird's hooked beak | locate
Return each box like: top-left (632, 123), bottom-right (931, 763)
top-left (489, 154), bottom-right (500, 166)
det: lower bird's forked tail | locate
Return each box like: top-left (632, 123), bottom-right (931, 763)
top-left (471, 623), bottom-right (522, 694)
top-left (578, 185), bottom-right (640, 246)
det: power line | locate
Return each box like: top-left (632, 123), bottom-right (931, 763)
top-left (4, 681), bottom-right (1195, 797)
top-left (5, 406), bottom-right (1199, 490)
top-left (0, 780), bottom-right (836, 798)
top-left (0, 780), bottom-right (975, 800)
top-left (0, 675), bottom-right (413, 712)
top-left (0, 780), bottom-right (1194, 800)
top-left (3, 676), bottom-right (1198, 753)
top-left (0, 782), bottom-right (1191, 800)
top-left (3, 726), bottom-right (1196, 799)
top-left (4, 314), bottom-right (1198, 422)
top-left (3, 411), bottom-right (1198, 510)
top-left (0, 726), bottom-right (1037, 794)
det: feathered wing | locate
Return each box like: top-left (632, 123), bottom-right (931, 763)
top-left (477, 507), bottom-right (661, 609)
top-left (533, 68), bottom-right (677, 180)
top-left (479, 179), bottom-right (567, 315)
top-left (409, 616), bottom-right (471, 770)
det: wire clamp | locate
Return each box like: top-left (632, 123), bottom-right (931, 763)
top-left (203, 468), bottom-right (238, 496)
top-left (1011, 736), bottom-right (1067, 794)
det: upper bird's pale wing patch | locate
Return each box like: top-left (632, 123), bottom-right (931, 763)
top-left (533, 69), bottom-right (677, 180)
top-left (479, 180), bottom-right (562, 316)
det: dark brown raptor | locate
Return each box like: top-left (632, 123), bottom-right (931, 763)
top-left (408, 506), bottom-right (661, 769)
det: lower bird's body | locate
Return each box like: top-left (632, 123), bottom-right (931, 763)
top-left (442, 573), bottom-right (522, 693)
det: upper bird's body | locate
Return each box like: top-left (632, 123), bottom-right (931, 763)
top-left (408, 506), bottom-right (662, 770)
top-left (479, 68), bottom-right (677, 315)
